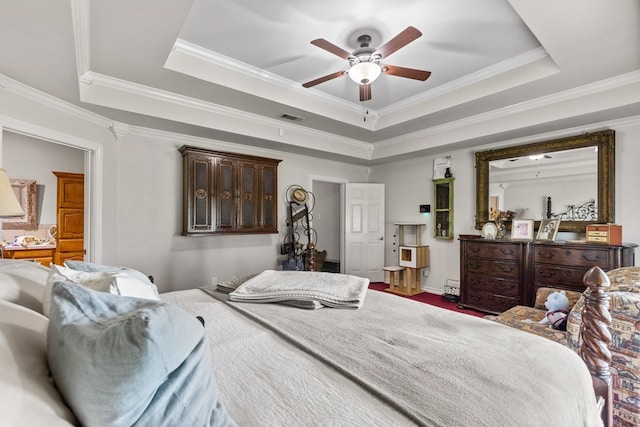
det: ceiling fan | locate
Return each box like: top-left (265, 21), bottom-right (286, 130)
top-left (302, 26), bottom-right (431, 102)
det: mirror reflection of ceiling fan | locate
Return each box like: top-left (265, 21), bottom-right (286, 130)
top-left (302, 26), bottom-right (431, 101)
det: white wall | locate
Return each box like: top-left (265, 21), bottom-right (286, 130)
top-left (112, 132), bottom-right (369, 291)
top-left (370, 150), bottom-right (476, 293)
top-left (3, 131), bottom-right (84, 226)
top-left (310, 181), bottom-right (341, 261)
top-left (1, 83), bottom-right (638, 294)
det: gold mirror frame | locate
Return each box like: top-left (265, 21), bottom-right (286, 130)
top-left (475, 130), bottom-right (615, 233)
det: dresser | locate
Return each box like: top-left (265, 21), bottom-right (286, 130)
top-left (1, 245), bottom-right (55, 266)
top-left (459, 239), bottom-right (527, 313)
top-left (459, 236), bottom-right (637, 314)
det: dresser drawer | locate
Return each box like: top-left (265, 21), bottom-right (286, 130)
top-left (534, 265), bottom-right (589, 287)
top-left (465, 258), bottom-right (520, 279)
top-left (465, 242), bottom-right (521, 260)
top-left (464, 289), bottom-right (519, 314)
top-left (466, 274), bottom-right (520, 297)
top-left (533, 246), bottom-right (611, 268)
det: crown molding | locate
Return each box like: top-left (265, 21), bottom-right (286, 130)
top-left (0, 73), bottom-right (112, 129)
top-left (170, 38), bottom-right (363, 115)
top-left (70, 0), bottom-right (91, 77)
top-left (373, 70), bottom-right (640, 156)
top-left (166, 39), bottom-right (374, 130)
top-left (377, 47), bottom-right (551, 117)
top-left (129, 124), bottom-right (371, 173)
top-left (79, 71), bottom-right (373, 158)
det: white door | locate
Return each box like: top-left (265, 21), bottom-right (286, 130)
top-left (344, 183), bottom-right (385, 282)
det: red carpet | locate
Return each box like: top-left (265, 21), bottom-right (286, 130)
top-left (368, 283), bottom-right (486, 318)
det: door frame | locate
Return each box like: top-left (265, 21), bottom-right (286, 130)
top-left (0, 117), bottom-right (102, 262)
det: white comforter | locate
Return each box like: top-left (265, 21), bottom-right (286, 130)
top-left (162, 287), bottom-right (602, 427)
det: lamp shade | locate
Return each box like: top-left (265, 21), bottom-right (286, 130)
top-left (0, 169), bottom-right (25, 217)
top-left (348, 62), bottom-right (381, 84)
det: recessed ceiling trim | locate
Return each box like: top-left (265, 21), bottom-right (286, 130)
top-left (376, 47), bottom-right (552, 117)
top-left (375, 52), bottom-right (559, 131)
top-left (166, 39), bottom-right (374, 130)
top-left (371, 70), bottom-right (640, 159)
top-left (70, 0), bottom-right (90, 77)
top-left (167, 39), bottom-right (559, 134)
top-left (78, 71), bottom-right (374, 159)
top-left (0, 73), bottom-right (110, 128)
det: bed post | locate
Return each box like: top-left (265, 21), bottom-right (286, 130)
top-left (579, 266), bottom-right (612, 427)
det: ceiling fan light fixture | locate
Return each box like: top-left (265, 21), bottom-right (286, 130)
top-left (348, 62), bottom-right (381, 84)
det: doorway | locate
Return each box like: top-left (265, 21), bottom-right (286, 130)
top-left (310, 178), bottom-right (385, 281)
top-left (310, 179), bottom-right (343, 272)
top-left (1, 127), bottom-right (98, 262)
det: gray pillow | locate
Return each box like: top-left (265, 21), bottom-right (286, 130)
top-left (47, 282), bottom-right (236, 427)
top-left (63, 260), bottom-right (157, 291)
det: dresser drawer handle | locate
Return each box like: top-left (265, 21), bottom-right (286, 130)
top-left (500, 248), bottom-right (515, 255)
top-left (538, 269), bottom-right (556, 279)
top-left (498, 265), bottom-right (517, 274)
top-left (468, 260), bottom-right (481, 269)
top-left (582, 254), bottom-right (601, 263)
top-left (468, 246), bottom-right (481, 253)
top-left (539, 251), bottom-right (555, 259)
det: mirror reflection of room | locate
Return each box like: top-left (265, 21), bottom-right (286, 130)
top-left (489, 146), bottom-right (597, 221)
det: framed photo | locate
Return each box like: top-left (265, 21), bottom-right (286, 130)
top-left (536, 219), bottom-right (561, 241)
top-left (511, 219), bottom-right (534, 240)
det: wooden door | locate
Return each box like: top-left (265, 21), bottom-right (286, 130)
top-left (259, 163), bottom-right (277, 232)
top-left (238, 161), bottom-right (258, 231)
top-left (53, 172), bottom-right (84, 265)
top-left (215, 158), bottom-right (237, 232)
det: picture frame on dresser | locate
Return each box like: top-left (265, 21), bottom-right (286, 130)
top-left (536, 219), bottom-right (561, 241)
top-left (511, 219), bottom-right (534, 240)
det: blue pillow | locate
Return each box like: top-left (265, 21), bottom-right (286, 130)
top-left (47, 282), bottom-right (236, 427)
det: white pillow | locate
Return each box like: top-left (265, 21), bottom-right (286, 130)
top-left (0, 260), bottom-right (50, 313)
top-left (43, 264), bottom-right (160, 317)
top-left (0, 300), bottom-right (77, 426)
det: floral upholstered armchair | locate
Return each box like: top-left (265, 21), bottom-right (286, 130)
top-left (489, 266), bottom-right (640, 427)
top-left (488, 287), bottom-right (583, 345)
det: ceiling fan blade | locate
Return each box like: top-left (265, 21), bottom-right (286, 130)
top-left (359, 83), bottom-right (372, 102)
top-left (382, 64), bottom-right (431, 81)
top-left (302, 70), bottom-right (346, 88)
top-left (310, 38), bottom-right (352, 59)
top-left (375, 26), bottom-right (422, 59)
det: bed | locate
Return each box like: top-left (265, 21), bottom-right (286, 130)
top-left (0, 260), bottom-right (610, 426)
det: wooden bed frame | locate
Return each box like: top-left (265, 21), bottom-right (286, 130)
top-left (581, 266), bottom-right (613, 427)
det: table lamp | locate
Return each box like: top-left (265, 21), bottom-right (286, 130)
top-left (0, 169), bottom-right (24, 217)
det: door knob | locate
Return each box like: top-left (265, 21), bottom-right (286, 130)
top-left (379, 236), bottom-right (384, 241)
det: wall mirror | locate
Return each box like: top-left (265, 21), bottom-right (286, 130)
top-left (475, 130), bottom-right (615, 233)
top-left (3, 179), bottom-right (37, 230)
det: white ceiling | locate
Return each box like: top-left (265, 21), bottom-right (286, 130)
top-left (1, 0), bottom-right (639, 164)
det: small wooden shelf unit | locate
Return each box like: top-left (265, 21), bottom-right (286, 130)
top-left (385, 223), bottom-right (430, 296)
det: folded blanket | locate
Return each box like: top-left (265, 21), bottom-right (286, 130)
top-left (228, 270), bottom-right (369, 309)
